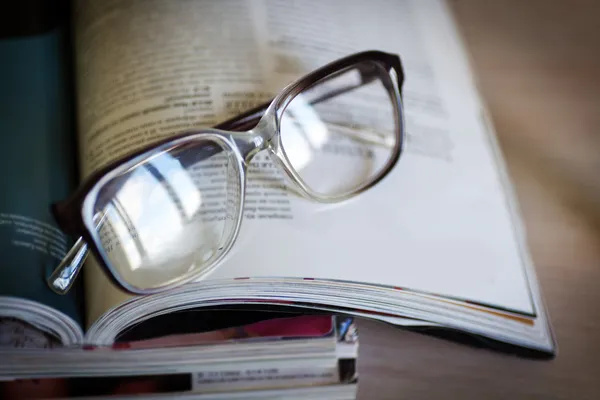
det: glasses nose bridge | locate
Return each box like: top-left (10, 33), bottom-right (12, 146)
top-left (254, 107), bottom-right (280, 144)
top-left (234, 111), bottom-right (279, 164)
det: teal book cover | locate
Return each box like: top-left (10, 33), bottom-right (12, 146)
top-left (0, 1), bottom-right (83, 328)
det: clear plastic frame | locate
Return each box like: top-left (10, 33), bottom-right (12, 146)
top-left (48, 50), bottom-right (406, 295)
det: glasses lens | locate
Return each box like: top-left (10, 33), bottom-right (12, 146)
top-left (280, 61), bottom-right (399, 197)
top-left (89, 138), bottom-right (240, 291)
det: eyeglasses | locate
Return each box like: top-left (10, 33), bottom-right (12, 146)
top-left (48, 50), bottom-right (405, 295)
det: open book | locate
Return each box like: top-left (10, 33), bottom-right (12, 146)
top-left (0, 0), bottom-right (555, 358)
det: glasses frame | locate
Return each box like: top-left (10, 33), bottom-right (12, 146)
top-left (48, 50), bottom-right (406, 296)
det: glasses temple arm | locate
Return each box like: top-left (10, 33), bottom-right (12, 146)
top-left (47, 236), bottom-right (89, 294)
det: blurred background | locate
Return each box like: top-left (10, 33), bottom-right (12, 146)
top-left (358, 1), bottom-right (600, 398)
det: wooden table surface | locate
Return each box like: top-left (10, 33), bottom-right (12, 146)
top-left (356, 1), bottom-right (600, 398)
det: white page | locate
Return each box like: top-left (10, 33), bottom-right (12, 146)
top-left (73, 0), bottom-right (535, 320)
top-left (208, 0), bottom-right (535, 315)
top-left (74, 0), bottom-right (285, 324)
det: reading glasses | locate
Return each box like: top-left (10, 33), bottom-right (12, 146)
top-left (48, 50), bottom-right (406, 295)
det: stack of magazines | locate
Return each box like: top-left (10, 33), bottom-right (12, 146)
top-left (1, 313), bottom-right (357, 398)
top-left (1, 0), bottom-right (555, 398)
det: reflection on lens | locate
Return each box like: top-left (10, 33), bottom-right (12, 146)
top-left (280, 61), bottom-right (398, 197)
top-left (91, 139), bottom-right (238, 290)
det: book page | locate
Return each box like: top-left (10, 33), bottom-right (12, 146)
top-left (74, 0), bottom-right (535, 325)
top-left (211, 0), bottom-right (534, 316)
top-left (74, 0), bottom-right (287, 325)
top-left (0, 4), bottom-right (84, 338)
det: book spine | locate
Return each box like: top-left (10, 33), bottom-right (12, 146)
top-left (0, 358), bottom-right (348, 397)
top-left (190, 362), bottom-right (341, 392)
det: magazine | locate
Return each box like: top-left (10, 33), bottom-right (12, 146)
top-left (0, 0), bottom-right (554, 364)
